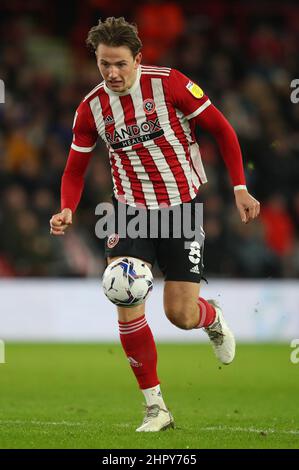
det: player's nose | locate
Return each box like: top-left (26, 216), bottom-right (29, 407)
top-left (108, 66), bottom-right (118, 79)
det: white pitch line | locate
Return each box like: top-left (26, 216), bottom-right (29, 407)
top-left (0, 420), bottom-right (88, 427)
top-left (200, 426), bottom-right (299, 435)
top-left (0, 421), bottom-right (299, 436)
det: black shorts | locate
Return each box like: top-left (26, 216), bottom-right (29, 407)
top-left (104, 196), bottom-right (205, 283)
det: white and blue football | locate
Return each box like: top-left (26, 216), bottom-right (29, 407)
top-left (102, 257), bottom-right (153, 307)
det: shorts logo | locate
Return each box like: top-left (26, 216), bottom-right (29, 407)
top-left (186, 81), bottom-right (204, 99)
top-left (190, 265), bottom-right (200, 274)
top-left (107, 233), bottom-right (119, 248)
top-left (143, 99), bottom-right (156, 115)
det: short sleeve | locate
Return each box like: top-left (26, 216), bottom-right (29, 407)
top-left (71, 100), bottom-right (98, 153)
top-left (168, 69), bottom-right (211, 120)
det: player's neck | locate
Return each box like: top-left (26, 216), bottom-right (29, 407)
top-left (126, 69), bottom-right (138, 90)
top-left (104, 66), bottom-right (141, 96)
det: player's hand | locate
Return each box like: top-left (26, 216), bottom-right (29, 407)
top-left (234, 189), bottom-right (260, 224)
top-left (49, 208), bottom-right (73, 236)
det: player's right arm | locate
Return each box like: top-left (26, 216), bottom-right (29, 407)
top-left (50, 99), bottom-right (98, 236)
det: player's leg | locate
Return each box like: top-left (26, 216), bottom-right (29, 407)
top-left (162, 270), bottom-right (235, 364)
top-left (163, 279), bottom-right (235, 364)
top-left (163, 280), bottom-right (217, 329)
top-left (163, 280), bottom-right (200, 329)
top-left (157, 204), bottom-right (235, 365)
top-left (106, 255), bottom-right (173, 431)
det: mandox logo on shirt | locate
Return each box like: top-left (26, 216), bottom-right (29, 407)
top-left (105, 118), bottom-right (164, 150)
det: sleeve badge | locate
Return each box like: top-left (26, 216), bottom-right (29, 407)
top-left (186, 81), bottom-right (204, 99)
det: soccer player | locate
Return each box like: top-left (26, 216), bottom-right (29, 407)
top-left (50, 17), bottom-right (260, 432)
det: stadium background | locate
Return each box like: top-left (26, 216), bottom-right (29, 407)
top-left (1, 0), bottom-right (299, 340)
top-left (1, 0), bottom-right (299, 280)
top-left (1, 0), bottom-right (299, 451)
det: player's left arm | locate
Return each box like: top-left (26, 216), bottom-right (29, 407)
top-left (168, 69), bottom-right (260, 224)
top-left (194, 104), bottom-right (260, 224)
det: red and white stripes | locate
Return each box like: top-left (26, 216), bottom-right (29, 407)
top-left (74, 65), bottom-right (208, 208)
top-left (118, 315), bottom-right (148, 335)
top-left (141, 65), bottom-right (171, 76)
top-left (118, 314), bottom-right (159, 389)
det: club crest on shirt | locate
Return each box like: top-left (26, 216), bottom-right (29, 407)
top-left (104, 115), bottom-right (115, 126)
top-left (186, 81), bottom-right (204, 99)
top-left (107, 233), bottom-right (119, 248)
top-left (143, 99), bottom-right (156, 115)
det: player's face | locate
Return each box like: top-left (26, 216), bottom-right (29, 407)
top-left (96, 44), bottom-right (142, 93)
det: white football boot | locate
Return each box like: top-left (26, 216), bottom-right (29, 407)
top-left (136, 405), bottom-right (174, 432)
top-left (204, 299), bottom-right (236, 365)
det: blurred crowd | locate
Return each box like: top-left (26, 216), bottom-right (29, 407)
top-left (1, 0), bottom-right (299, 278)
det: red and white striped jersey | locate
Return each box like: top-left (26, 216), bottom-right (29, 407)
top-left (71, 65), bottom-right (211, 208)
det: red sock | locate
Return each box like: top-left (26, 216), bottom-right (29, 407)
top-left (195, 297), bottom-right (216, 328)
top-left (119, 315), bottom-right (160, 390)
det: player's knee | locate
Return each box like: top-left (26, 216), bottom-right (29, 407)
top-left (165, 306), bottom-right (194, 330)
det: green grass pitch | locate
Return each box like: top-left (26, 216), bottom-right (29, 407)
top-left (0, 343), bottom-right (298, 449)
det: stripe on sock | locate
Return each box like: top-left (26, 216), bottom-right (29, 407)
top-left (119, 315), bottom-right (147, 335)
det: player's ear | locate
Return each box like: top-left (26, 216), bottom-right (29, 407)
top-left (134, 52), bottom-right (142, 68)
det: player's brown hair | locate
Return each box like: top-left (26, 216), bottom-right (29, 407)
top-left (86, 17), bottom-right (142, 57)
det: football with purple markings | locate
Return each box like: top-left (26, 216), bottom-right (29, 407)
top-left (102, 257), bottom-right (153, 307)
